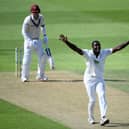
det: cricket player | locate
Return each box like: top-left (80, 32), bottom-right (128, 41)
top-left (59, 34), bottom-right (129, 126)
top-left (21, 4), bottom-right (54, 82)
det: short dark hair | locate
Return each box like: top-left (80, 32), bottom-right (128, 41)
top-left (92, 40), bottom-right (100, 47)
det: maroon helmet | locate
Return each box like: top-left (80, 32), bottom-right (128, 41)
top-left (30, 4), bottom-right (40, 13)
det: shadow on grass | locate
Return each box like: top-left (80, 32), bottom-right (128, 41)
top-left (105, 79), bottom-right (129, 82)
top-left (26, 79), bottom-right (129, 83)
top-left (47, 79), bottom-right (82, 82)
top-left (105, 122), bottom-right (129, 127)
top-left (29, 79), bottom-right (83, 83)
top-left (48, 79), bottom-right (129, 83)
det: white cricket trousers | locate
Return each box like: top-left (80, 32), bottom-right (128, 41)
top-left (21, 39), bottom-right (47, 80)
top-left (84, 76), bottom-right (107, 119)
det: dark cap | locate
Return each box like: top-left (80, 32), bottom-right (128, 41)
top-left (30, 4), bottom-right (40, 13)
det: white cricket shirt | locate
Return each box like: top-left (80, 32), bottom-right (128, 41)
top-left (83, 49), bottom-right (112, 78)
top-left (22, 14), bottom-right (45, 41)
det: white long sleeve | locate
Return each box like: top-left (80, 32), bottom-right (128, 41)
top-left (41, 25), bottom-right (47, 36)
top-left (22, 23), bottom-right (32, 41)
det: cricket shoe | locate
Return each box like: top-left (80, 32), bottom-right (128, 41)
top-left (88, 117), bottom-right (95, 125)
top-left (100, 116), bottom-right (110, 126)
top-left (21, 77), bottom-right (28, 82)
top-left (36, 75), bottom-right (48, 81)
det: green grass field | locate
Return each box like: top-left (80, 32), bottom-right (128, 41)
top-left (0, 0), bottom-right (129, 129)
top-left (0, 99), bottom-right (70, 129)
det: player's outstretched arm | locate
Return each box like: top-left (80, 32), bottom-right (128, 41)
top-left (59, 34), bottom-right (83, 55)
top-left (112, 41), bottom-right (129, 53)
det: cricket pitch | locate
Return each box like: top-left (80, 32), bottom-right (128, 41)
top-left (0, 71), bottom-right (129, 129)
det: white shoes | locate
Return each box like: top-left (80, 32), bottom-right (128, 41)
top-left (88, 116), bottom-right (109, 126)
top-left (88, 117), bottom-right (95, 124)
top-left (21, 77), bottom-right (28, 82)
top-left (36, 75), bottom-right (48, 81)
top-left (21, 75), bottom-right (48, 82)
top-left (100, 117), bottom-right (110, 126)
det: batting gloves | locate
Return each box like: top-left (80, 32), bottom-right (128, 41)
top-left (43, 35), bottom-right (48, 43)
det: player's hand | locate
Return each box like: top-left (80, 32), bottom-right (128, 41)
top-left (59, 34), bottom-right (68, 42)
top-left (27, 40), bottom-right (33, 49)
top-left (43, 35), bottom-right (48, 43)
top-left (33, 40), bottom-right (38, 49)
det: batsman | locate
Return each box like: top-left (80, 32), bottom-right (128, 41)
top-left (21, 4), bottom-right (54, 82)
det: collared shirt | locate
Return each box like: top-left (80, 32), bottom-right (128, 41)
top-left (22, 14), bottom-right (45, 41)
top-left (83, 48), bottom-right (112, 78)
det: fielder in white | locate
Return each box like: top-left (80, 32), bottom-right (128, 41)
top-left (59, 34), bottom-right (129, 126)
top-left (21, 4), bottom-right (54, 82)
